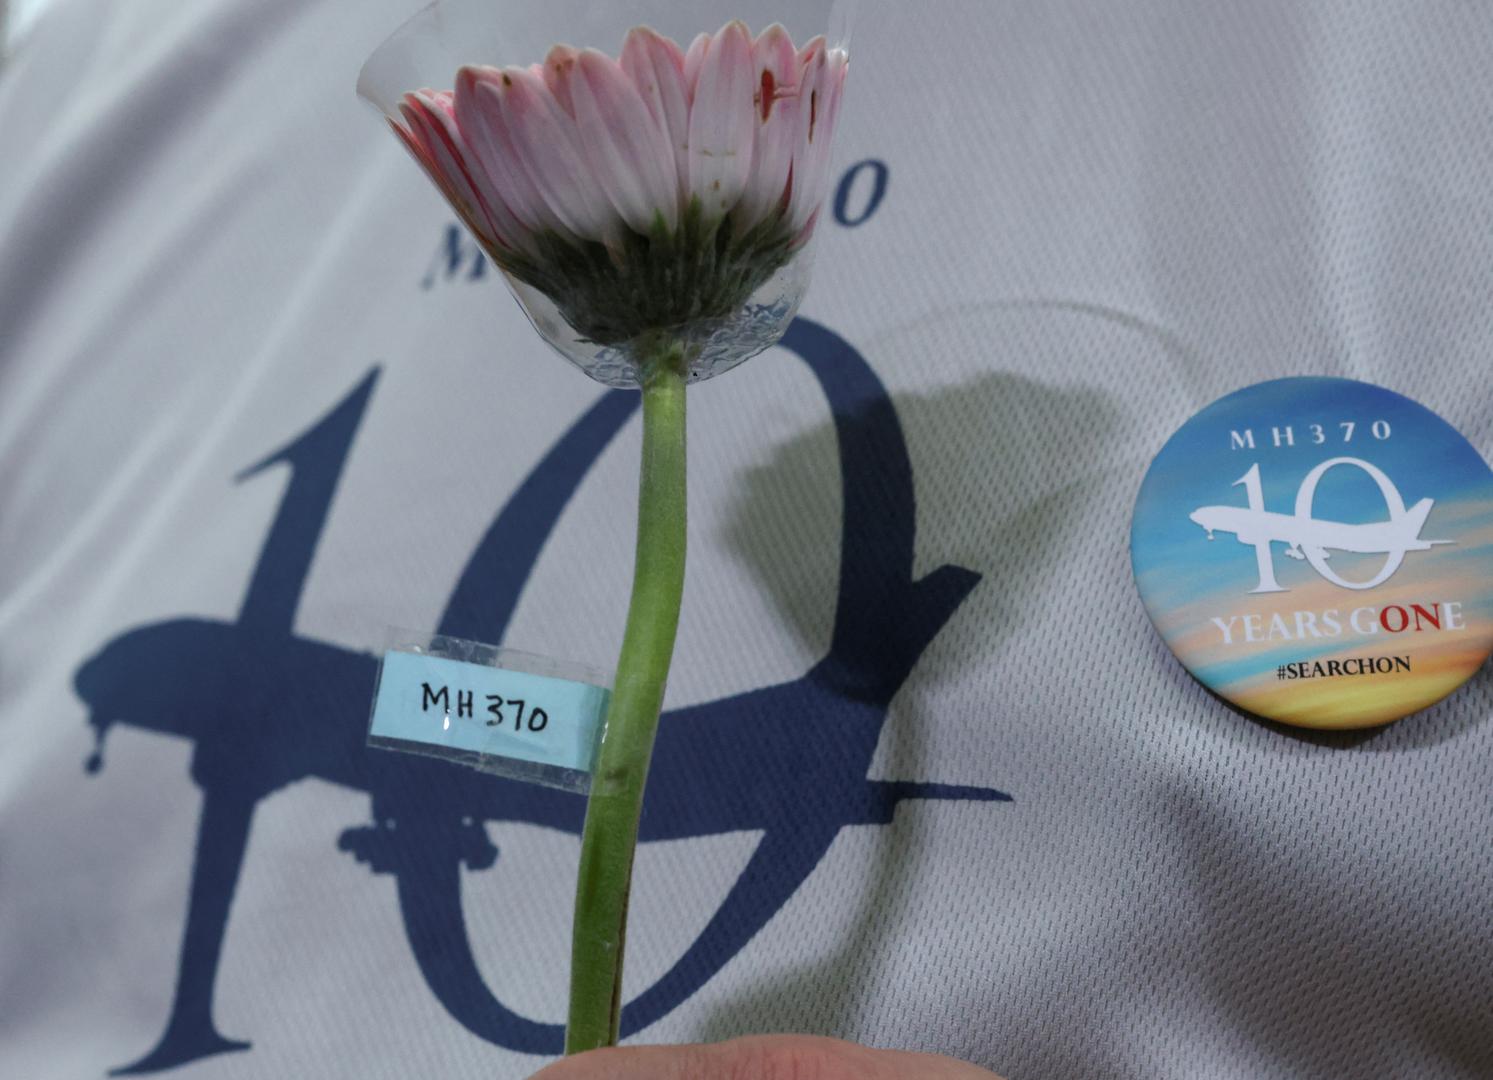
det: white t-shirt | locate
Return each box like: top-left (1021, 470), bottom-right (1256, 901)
top-left (2, 1), bottom-right (1491, 1077)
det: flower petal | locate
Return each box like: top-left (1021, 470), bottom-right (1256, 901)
top-left (787, 39), bottom-right (848, 237)
top-left (686, 20), bottom-right (756, 220)
top-left (620, 26), bottom-right (691, 208)
top-left (491, 65), bottom-right (618, 242)
top-left (542, 44), bottom-right (579, 117)
top-left (732, 23), bottom-right (800, 232)
top-left (567, 47), bottom-right (679, 234)
top-left (399, 90), bottom-right (517, 253)
top-left (683, 31), bottom-right (710, 101)
top-left (454, 66), bottom-right (566, 243)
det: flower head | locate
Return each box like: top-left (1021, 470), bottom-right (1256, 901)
top-left (392, 21), bottom-right (848, 352)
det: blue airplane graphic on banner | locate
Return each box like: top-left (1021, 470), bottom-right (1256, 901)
top-left (74, 319), bottom-right (1008, 1072)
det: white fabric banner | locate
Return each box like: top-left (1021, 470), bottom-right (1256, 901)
top-left (1, 1), bottom-right (1490, 1077)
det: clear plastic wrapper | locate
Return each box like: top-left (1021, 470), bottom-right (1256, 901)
top-left (367, 630), bottom-right (612, 794)
top-left (357, 0), bottom-right (852, 387)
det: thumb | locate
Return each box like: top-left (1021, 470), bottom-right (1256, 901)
top-left (528, 1034), bottom-right (1004, 1079)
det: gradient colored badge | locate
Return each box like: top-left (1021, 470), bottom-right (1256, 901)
top-left (1132, 377), bottom-right (1493, 729)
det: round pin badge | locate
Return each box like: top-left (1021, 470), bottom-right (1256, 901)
top-left (1131, 377), bottom-right (1493, 729)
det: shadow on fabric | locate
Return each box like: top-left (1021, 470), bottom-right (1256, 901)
top-left (72, 318), bottom-right (1008, 1072)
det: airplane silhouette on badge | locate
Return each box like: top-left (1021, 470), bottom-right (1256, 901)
top-left (1189, 499), bottom-right (1442, 561)
top-left (73, 318), bottom-right (1008, 1072)
top-left (1188, 457), bottom-right (1451, 592)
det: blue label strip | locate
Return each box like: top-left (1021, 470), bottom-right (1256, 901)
top-left (368, 651), bottom-right (609, 774)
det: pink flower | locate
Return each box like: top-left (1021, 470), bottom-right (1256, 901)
top-left (389, 21), bottom-right (848, 346)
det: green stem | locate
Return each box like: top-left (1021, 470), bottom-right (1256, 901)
top-left (565, 345), bottom-right (688, 1053)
